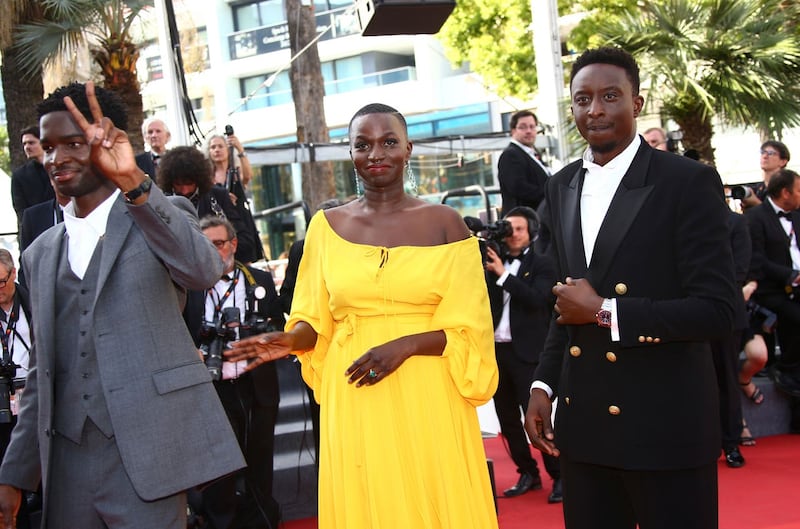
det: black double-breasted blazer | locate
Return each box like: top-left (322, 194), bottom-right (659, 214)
top-left (535, 141), bottom-right (737, 471)
top-left (486, 248), bottom-right (556, 364)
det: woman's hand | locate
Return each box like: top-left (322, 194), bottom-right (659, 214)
top-left (226, 332), bottom-right (295, 371)
top-left (346, 340), bottom-right (411, 387)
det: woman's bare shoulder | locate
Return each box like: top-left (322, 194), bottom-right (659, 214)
top-left (415, 202), bottom-right (470, 242)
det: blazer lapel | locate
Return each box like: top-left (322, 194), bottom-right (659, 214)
top-left (587, 144), bottom-right (654, 286)
top-left (555, 166), bottom-right (588, 277)
top-left (30, 226), bottom-right (66, 373)
top-left (94, 196), bottom-right (133, 304)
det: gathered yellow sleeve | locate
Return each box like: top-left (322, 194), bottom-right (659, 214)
top-left (286, 212), bottom-right (332, 401)
top-left (432, 236), bottom-right (498, 406)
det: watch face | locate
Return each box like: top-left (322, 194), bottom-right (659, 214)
top-left (596, 310), bottom-right (612, 328)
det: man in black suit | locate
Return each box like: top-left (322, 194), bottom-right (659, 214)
top-left (484, 206), bottom-right (561, 502)
top-left (185, 216), bottom-right (285, 529)
top-left (524, 47), bottom-right (737, 529)
top-left (18, 181), bottom-right (69, 253)
top-left (134, 117), bottom-right (170, 177)
top-left (745, 168), bottom-right (800, 432)
top-left (498, 110), bottom-right (550, 216)
top-left (10, 126), bottom-right (55, 228)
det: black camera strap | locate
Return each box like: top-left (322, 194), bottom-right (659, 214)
top-left (207, 271), bottom-right (240, 323)
top-left (0, 297), bottom-right (22, 362)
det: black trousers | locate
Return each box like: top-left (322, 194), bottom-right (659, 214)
top-left (561, 459), bottom-right (718, 529)
top-left (494, 342), bottom-right (559, 480)
top-left (195, 374), bottom-right (280, 529)
top-left (710, 330), bottom-right (744, 451)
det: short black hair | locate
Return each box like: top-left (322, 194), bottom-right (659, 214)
top-left (509, 110), bottom-right (538, 131)
top-left (762, 140), bottom-right (790, 162)
top-left (37, 82), bottom-right (129, 132)
top-left (348, 103), bottom-right (408, 136)
top-left (20, 125), bottom-right (40, 140)
top-left (767, 168), bottom-right (800, 199)
top-left (571, 47), bottom-right (640, 95)
top-left (156, 146), bottom-right (214, 195)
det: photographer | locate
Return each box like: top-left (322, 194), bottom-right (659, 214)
top-left (0, 250), bottom-right (32, 529)
top-left (185, 217), bottom-right (284, 529)
top-left (483, 207), bottom-right (562, 503)
top-left (745, 168), bottom-right (800, 433)
top-left (157, 146), bottom-right (258, 265)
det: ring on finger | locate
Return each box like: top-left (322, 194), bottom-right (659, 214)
top-left (368, 369), bottom-right (378, 379)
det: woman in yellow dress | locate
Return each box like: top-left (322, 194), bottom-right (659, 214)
top-left (227, 103), bottom-right (499, 529)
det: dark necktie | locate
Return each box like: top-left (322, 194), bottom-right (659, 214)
top-left (152, 154), bottom-right (160, 168)
top-left (777, 211), bottom-right (793, 220)
top-left (506, 255), bottom-right (522, 264)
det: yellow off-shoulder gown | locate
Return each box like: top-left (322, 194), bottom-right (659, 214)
top-left (287, 211), bottom-right (499, 529)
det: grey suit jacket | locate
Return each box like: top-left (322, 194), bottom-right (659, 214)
top-left (0, 186), bottom-right (245, 505)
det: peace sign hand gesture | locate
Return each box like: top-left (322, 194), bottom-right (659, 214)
top-left (62, 81), bottom-right (145, 195)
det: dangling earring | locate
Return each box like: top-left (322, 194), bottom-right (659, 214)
top-left (406, 162), bottom-right (417, 195)
top-left (353, 167), bottom-right (363, 197)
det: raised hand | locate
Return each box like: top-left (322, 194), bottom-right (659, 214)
top-left (62, 81), bottom-right (142, 192)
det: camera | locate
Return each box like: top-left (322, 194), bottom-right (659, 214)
top-left (746, 300), bottom-right (777, 334)
top-left (463, 216), bottom-right (512, 260)
top-left (199, 307), bottom-right (241, 381)
top-left (0, 359), bottom-right (23, 424)
top-left (730, 185), bottom-right (753, 201)
top-left (224, 124), bottom-right (234, 136)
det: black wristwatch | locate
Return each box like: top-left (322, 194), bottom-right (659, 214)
top-left (123, 176), bottom-right (152, 203)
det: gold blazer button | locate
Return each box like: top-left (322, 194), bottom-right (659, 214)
top-left (569, 346), bottom-right (582, 357)
top-left (606, 352), bottom-right (617, 362)
top-left (615, 283), bottom-right (628, 295)
top-left (608, 405), bottom-right (621, 415)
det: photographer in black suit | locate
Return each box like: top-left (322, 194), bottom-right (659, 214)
top-left (185, 217), bottom-right (285, 529)
top-left (484, 207), bottom-right (561, 502)
top-left (745, 168), bottom-right (800, 432)
top-left (498, 111), bottom-right (550, 215)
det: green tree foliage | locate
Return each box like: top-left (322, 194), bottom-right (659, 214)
top-left (438, 0), bottom-right (577, 99)
top-left (0, 127), bottom-right (11, 175)
top-left (12, 0), bottom-right (153, 151)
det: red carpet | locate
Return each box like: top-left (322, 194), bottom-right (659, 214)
top-left (281, 434), bottom-right (800, 528)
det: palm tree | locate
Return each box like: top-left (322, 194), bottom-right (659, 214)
top-left (1, 0), bottom-right (45, 169)
top-left (12, 0), bottom-right (153, 151)
top-left (589, 0), bottom-right (800, 164)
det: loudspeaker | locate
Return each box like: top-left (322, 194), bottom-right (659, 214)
top-left (355, 0), bottom-right (456, 36)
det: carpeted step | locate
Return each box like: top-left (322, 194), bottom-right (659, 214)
top-left (741, 377), bottom-right (791, 438)
top-left (273, 357), bottom-right (319, 521)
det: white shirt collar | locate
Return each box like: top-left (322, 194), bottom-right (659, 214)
top-left (63, 189), bottom-right (120, 278)
top-left (582, 135), bottom-right (641, 170)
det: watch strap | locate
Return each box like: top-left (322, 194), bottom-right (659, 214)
top-left (123, 176), bottom-right (153, 203)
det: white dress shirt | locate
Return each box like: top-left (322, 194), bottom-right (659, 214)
top-left (63, 190), bottom-right (120, 279)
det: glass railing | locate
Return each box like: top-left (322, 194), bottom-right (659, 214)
top-left (243, 66), bottom-right (416, 111)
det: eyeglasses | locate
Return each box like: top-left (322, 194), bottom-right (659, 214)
top-left (210, 239), bottom-right (231, 249)
top-left (515, 124), bottom-right (539, 132)
top-left (761, 149), bottom-right (780, 157)
top-left (0, 270), bottom-right (12, 288)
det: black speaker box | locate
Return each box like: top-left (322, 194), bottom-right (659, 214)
top-left (355, 0), bottom-right (456, 36)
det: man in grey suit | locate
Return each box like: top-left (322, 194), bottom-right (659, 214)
top-left (0, 82), bottom-right (245, 529)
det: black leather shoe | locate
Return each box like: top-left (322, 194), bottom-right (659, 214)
top-left (503, 472), bottom-right (542, 497)
top-left (725, 447), bottom-right (746, 468)
top-left (547, 478), bottom-right (563, 503)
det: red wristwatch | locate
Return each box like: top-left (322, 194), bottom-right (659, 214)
top-left (595, 298), bottom-right (613, 328)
